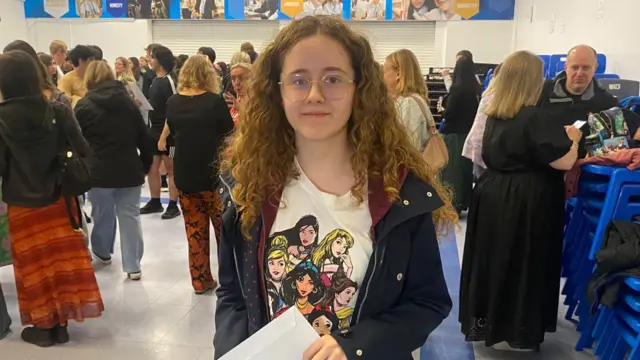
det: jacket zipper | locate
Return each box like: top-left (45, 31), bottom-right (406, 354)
top-left (354, 240), bottom-right (382, 324)
top-left (260, 209), bottom-right (270, 317)
top-left (218, 175), bottom-right (244, 298)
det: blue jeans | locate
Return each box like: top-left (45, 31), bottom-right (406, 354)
top-left (88, 186), bottom-right (144, 273)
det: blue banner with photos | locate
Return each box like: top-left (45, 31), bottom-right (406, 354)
top-left (24, 0), bottom-right (513, 21)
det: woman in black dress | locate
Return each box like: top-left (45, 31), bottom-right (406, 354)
top-left (459, 50), bottom-right (583, 351)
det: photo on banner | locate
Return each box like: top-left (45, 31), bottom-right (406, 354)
top-left (351, 0), bottom-right (513, 21)
top-left (244, 0), bottom-right (279, 19)
top-left (23, 0), bottom-right (170, 19)
top-left (279, 0), bottom-right (344, 20)
top-left (178, 0), bottom-right (225, 19)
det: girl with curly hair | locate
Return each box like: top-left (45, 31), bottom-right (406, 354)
top-left (214, 15), bottom-right (456, 360)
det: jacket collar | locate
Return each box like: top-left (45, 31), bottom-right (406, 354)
top-left (550, 71), bottom-right (602, 103)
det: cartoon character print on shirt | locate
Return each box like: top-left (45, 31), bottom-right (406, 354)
top-left (308, 305), bottom-right (340, 336)
top-left (319, 275), bottom-right (358, 329)
top-left (280, 261), bottom-right (326, 316)
top-left (265, 235), bottom-right (292, 315)
top-left (266, 215), bottom-right (361, 337)
top-left (310, 229), bottom-right (355, 287)
top-left (271, 215), bottom-right (320, 268)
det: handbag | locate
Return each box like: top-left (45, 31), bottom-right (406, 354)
top-left (410, 95), bottom-right (449, 171)
top-left (57, 116), bottom-right (92, 230)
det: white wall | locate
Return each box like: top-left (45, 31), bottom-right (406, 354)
top-left (437, 20), bottom-right (514, 66)
top-left (0, 0), bottom-right (30, 50)
top-left (26, 20), bottom-right (151, 63)
top-left (513, 0), bottom-right (640, 80)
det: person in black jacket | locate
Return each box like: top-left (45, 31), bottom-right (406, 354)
top-left (440, 57), bottom-right (480, 214)
top-left (75, 60), bottom-right (154, 281)
top-left (213, 16), bottom-right (455, 360)
top-left (538, 45), bottom-right (619, 157)
top-left (0, 50), bottom-right (103, 347)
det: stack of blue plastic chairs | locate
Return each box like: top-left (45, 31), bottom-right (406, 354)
top-left (562, 164), bottom-right (640, 358)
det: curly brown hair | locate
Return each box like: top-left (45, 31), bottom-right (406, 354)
top-left (220, 15), bottom-right (457, 238)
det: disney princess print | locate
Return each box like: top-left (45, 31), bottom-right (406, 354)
top-left (265, 214), bottom-right (368, 336)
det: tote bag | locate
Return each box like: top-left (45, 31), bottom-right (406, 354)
top-left (410, 95), bottom-right (449, 171)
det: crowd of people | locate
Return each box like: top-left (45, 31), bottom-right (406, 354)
top-left (0, 13), bottom-right (636, 360)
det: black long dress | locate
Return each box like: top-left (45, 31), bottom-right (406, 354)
top-left (459, 106), bottom-right (573, 349)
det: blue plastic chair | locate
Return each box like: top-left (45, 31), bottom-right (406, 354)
top-left (539, 55), bottom-right (550, 77)
top-left (595, 74), bottom-right (621, 79)
top-left (483, 68), bottom-right (494, 91)
top-left (548, 54), bottom-right (566, 78)
top-left (556, 61), bottom-right (567, 76)
top-left (597, 53), bottom-right (607, 74)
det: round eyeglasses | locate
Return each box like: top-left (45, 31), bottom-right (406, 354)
top-left (278, 74), bottom-right (355, 102)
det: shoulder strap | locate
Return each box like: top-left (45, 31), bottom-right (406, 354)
top-left (166, 75), bottom-right (177, 95)
top-left (409, 95), bottom-right (435, 128)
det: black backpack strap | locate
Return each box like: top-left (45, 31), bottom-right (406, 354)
top-left (63, 194), bottom-right (83, 230)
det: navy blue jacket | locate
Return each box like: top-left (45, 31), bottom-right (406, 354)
top-left (213, 169), bottom-right (452, 360)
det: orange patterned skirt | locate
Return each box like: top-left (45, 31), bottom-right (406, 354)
top-left (8, 197), bottom-right (104, 328)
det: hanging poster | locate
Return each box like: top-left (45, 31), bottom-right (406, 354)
top-left (178, 0), bottom-right (225, 19)
top-left (24, 0), bottom-right (171, 18)
top-left (25, 0), bottom-right (513, 20)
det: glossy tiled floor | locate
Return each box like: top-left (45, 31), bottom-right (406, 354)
top-left (0, 197), bottom-right (597, 360)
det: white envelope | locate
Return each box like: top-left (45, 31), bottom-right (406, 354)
top-left (219, 308), bottom-right (320, 360)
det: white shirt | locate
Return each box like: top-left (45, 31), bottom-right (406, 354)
top-left (426, 8), bottom-right (461, 20)
top-left (355, 0), bottom-right (384, 19)
top-left (265, 161), bottom-right (373, 335)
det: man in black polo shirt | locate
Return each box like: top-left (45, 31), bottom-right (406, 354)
top-left (140, 45), bottom-right (181, 219)
top-left (538, 45), bottom-right (619, 156)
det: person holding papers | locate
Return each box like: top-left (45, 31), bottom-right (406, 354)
top-left (214, 15), bottom-right (454, 360)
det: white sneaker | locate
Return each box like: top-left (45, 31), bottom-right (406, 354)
top-left (127, 272), bottom-right (142, 281)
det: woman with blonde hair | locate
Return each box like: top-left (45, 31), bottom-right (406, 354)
top-left (114, 56), bottom-right (135, 84)
top-left (383, 49), bottom-right (432, 150)
top-left (163, 54), bottom-right (234, 294)
top-left (214, 15), bottom-right (455, 360)
top-left (75, 60), bottom-right (154, 281)
top-left (222, 52), bottom-right (252, 95)
top-left (459, 51), bottom-right (583, 351)
top-left (462, 63), bottom-right (501, 177)
top-left (225, 62), bottom-right (251, 125)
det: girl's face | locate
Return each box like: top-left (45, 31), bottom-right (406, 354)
top-left (115, 59), bottom-right (125, 74)
top-left (47, 64), bottom-right (57, 75)
top-left (280, 35), bottom-right (356, 143)
top-left (435, 0), bottom-right (451, 11)
top-left (296, 273), bottom-right (315, 298)
top-left (411, 0), bottom-right (424, 8)
top-left (312, 315), bottom-right (333, 336)
top-left (139, 57), bottom-right (148, 67)
top-left (331, 236), bottom-right (348, 257)
top-left (129, 61), bottom-right (135, 70)
top-left (299, 225), bottom-right (316, 247)
top-left (382, 60), bottom-right (399, 93)
top-left (268, 257), bottom-right (286, 280)
top-left (335, 286), bottom-right (355, 305)
top-left (231, 67), bottom-right (249, 95)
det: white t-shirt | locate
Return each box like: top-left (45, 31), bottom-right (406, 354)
top-left (265, 162), bottom-right (373, 336)
top-left (426, 8), bottom-right (462, 20)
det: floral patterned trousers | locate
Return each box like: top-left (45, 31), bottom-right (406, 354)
top-left (178, 190), bottom-right (222, 292)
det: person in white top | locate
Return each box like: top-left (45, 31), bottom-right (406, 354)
top-left (425, 0), bottom-right (461, 20)
top-left (353, 0), bottom-right (385, 20)
top-left (214, 15), bottom-right (456, 360)
top-left (49, 40), bottom-right (68, 79)
top-left (462, 63), bottom-right (501, 178)
top-left (383, 49), bottom-right (432, 150)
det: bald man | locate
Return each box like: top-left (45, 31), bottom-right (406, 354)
top-left (538, 45), bottom-right (618, 156)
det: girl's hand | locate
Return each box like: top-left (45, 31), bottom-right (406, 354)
top-left (303, 335), bottom-right (347, 360)
top-left (565, 125), bottom-right (583, 143)
top-left (341, 254), bottom-right (352, 268)
top-left (158, 138), bottom-right (167, 152)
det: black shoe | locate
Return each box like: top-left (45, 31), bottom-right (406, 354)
top-left (53, 324), bottom-right (69, 344)
top-left (21, 326), bottom-right (54, 347)
top-left (84, 211), bottom-right (92, 224)
top-left (161, 206), bottom-right (181, 220)
top-left (140, 200), bottom-right (164, 215)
